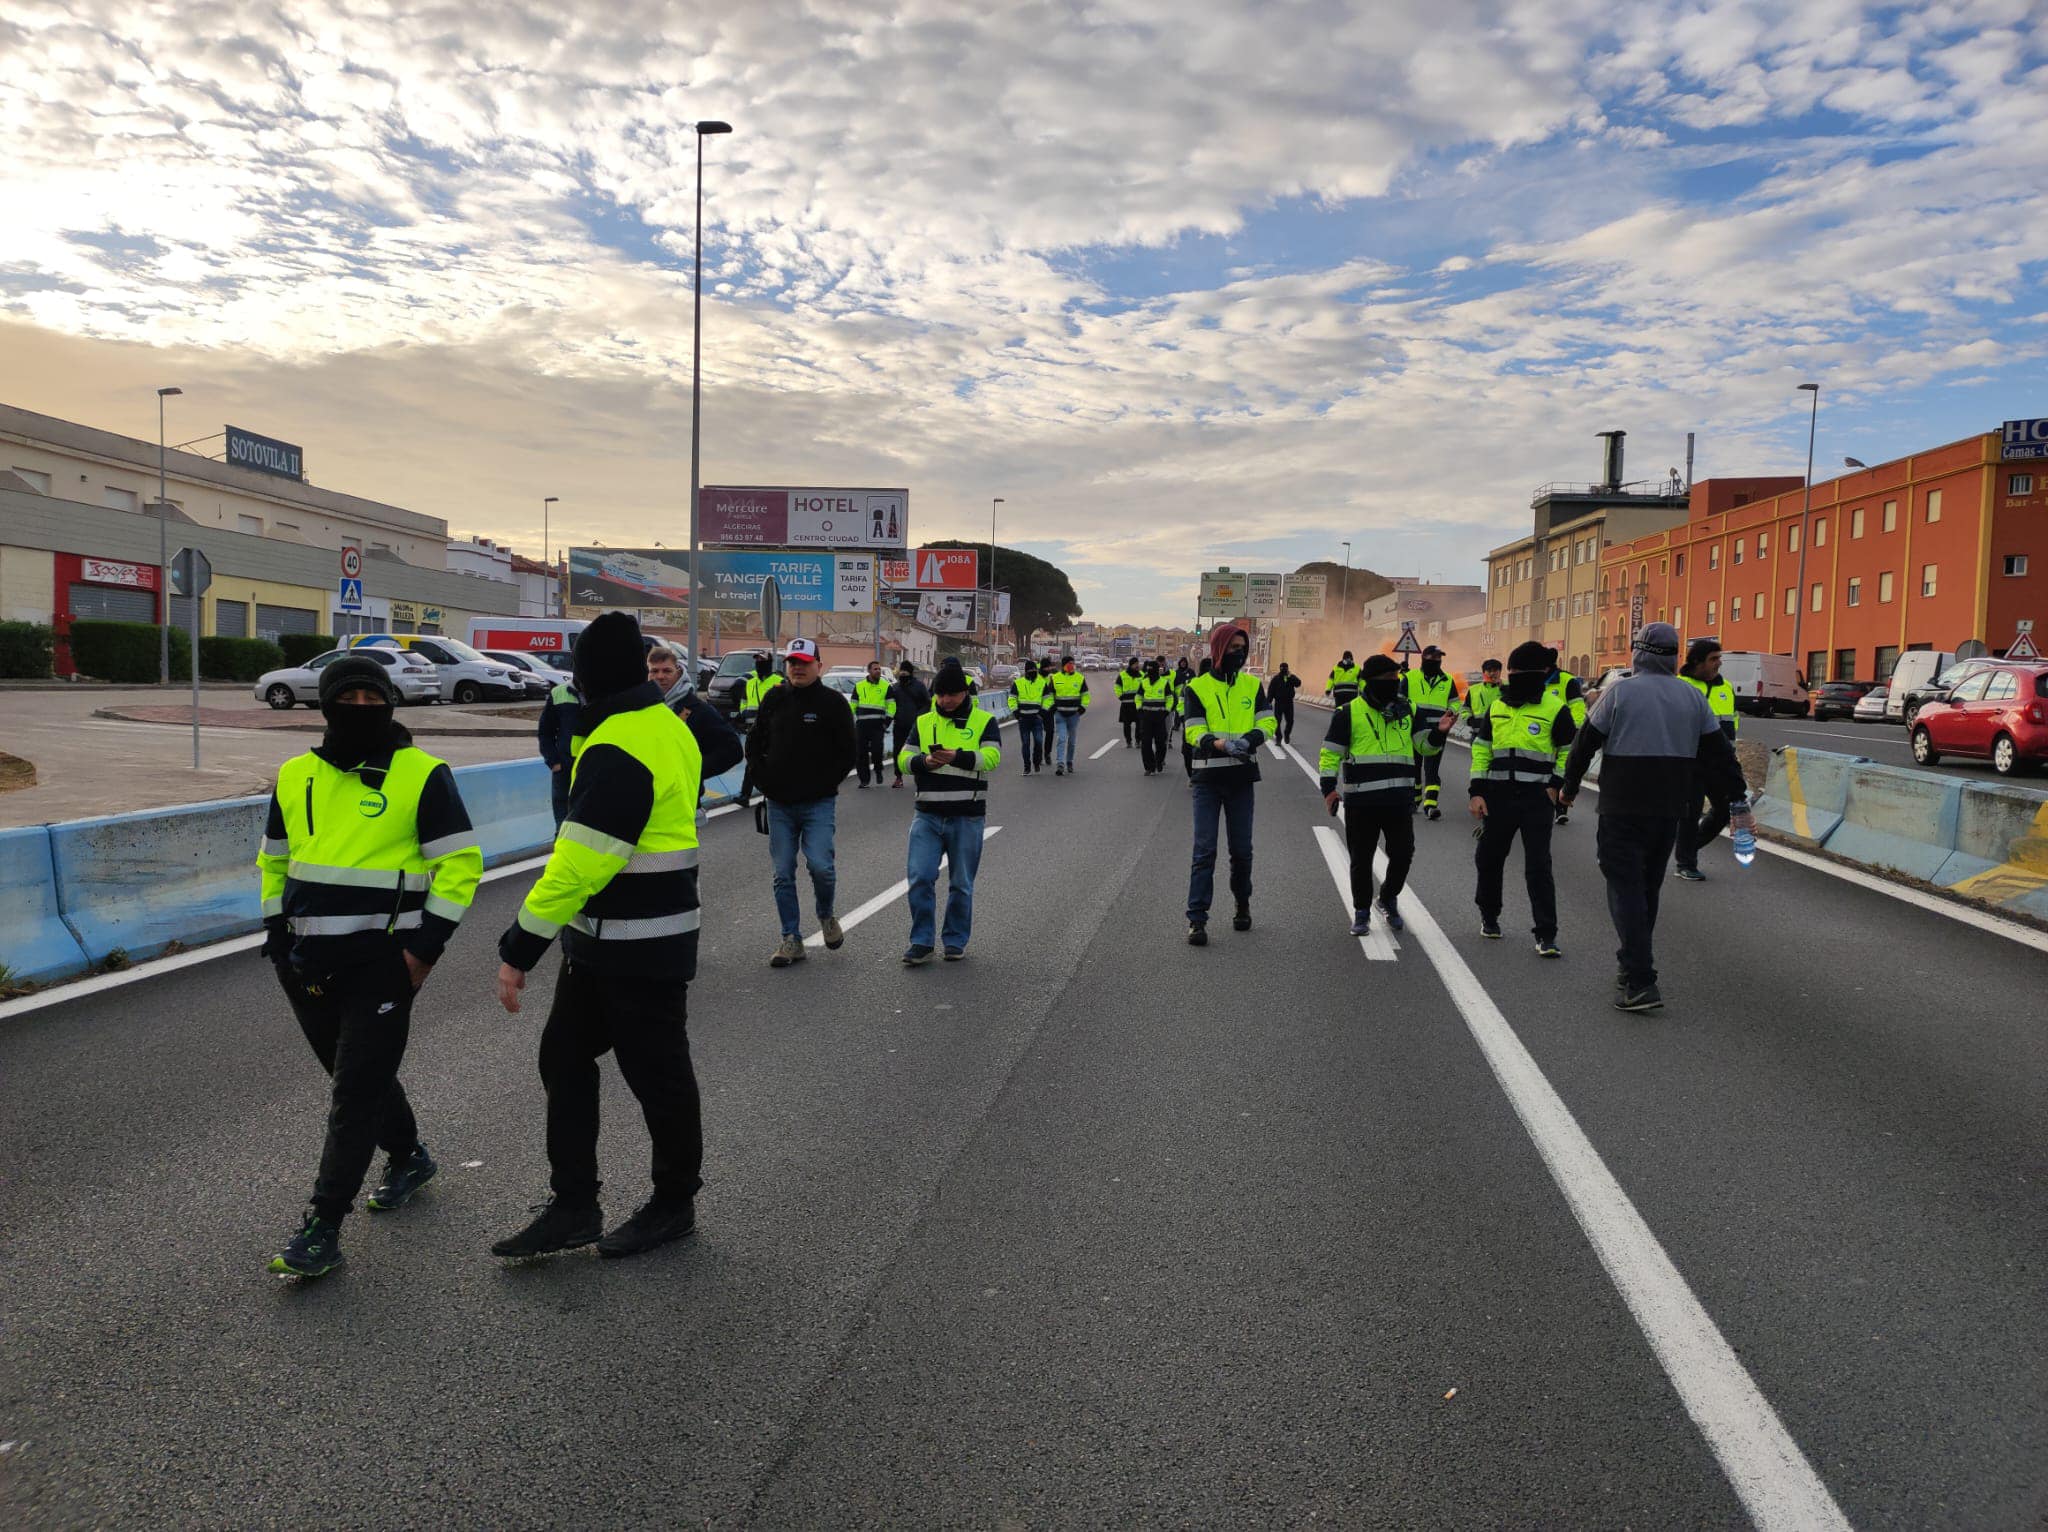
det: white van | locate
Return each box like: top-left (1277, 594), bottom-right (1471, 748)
top-left (467, 617), bottom-right (587, 661)
top-left (1882, 649), bottom-right (1957, 720)
top-left (1718, 651), bottom-right (1807, 716)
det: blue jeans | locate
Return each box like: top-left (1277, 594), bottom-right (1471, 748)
top-left (1187, 777), bottom-right (1255, 922)
top-left (769, 798), bottom-right (836, 937)
top-left (1055, 712), bottom-right (1082, 768)
top-left (907, 811), bottom-right (985, 951)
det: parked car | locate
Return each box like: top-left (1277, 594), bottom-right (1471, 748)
top-left (820, 672), bottom-right (861, 702)
top-left (254, 646), bottom-right (439, 709)
top-left (1909, 662), bottom-right (2048, 775)
top-left (1811, 679), bottom-right (1881, 721)
top-left (1852, 684), bottom-right (1892, 722)
top-left (1894, 657), bottom-right (1992, 726)
top-left (346, 634), bottom-right (521, 705)
top-left (1586, 666), bottom-right (1631, 705)
top-left (480, 650), bottom-right (560, 699)
top-left (705, 650), bottom-right (777, 718)
top-left (1882, 649), bottom-right (1958, 720)
top-left (467, 617), bottom-right (587, 661)
top-left (1719, 651), bottom-right (1808, 716)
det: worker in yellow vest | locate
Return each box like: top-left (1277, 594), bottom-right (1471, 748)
top-left (1182, 622), bottom-right (1276, 944)
top-left (1136, 657), bottom-right (1176, 775)
top-left (1115, 658), bottom-right (1144, 748)
top-left (1404, 645), bottom-right (1464, 820)
top-left (1328, 652), bottom-right (1362, 707)
top-left (1007, 660), bottom-right (1050, 776)
top-left (1675, 637), bottom-right (1741, 881)
top-left (1470, 641), bottom-right (1577, 956)
top-left (1544, 651), bottom-right (1589, 826)
top-left (1317, 655), bottom-right (1417, 935)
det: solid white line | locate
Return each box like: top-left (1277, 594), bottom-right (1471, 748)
top-left (1393, 882), bottom-right (1851, 1530)
top-left (1089, 737), bottom-right (1120, 760)
top-left (803, 824), bottom-right (1004, 949)
top-left (1282, 742), bottom-right (1323, 787)
top-left (1311, 824), bottom-right (1399, 960)
top-left (1266, 740), bottom-right (1285, 760)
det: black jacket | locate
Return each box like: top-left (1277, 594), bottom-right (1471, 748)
top-left (745, 680), bottom-right (858, 803)
top-left (891, 675), bottom-right (931, 738)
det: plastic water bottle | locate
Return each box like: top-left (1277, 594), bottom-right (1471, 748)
top-left (1731, 802), bottom-right (1756, 868)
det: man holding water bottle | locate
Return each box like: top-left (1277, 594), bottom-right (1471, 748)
top-left (1558, 622), bottom-right (1751, 1014)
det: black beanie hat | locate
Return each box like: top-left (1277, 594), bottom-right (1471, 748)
top-left (318, 653), bottom-right (396, 711)
top-left (1686, 635), bottom-right (1723, 668)
top-left (573, 611), bottom-right (648, 702)
top-left (1360, 654), bottom-right (1400, 681)
top-left (1508, 640), bottom-right (1551, 673)
top-left (932, 658), bottom-right (969, 695)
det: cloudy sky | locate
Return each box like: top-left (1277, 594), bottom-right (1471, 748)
top-left (3, 0), bottom-right (2044, 623)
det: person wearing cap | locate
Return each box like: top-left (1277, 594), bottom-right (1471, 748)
top-left (1404, 644), bottom-right (1464, 820)
top-left (1469, 641), bottom-right (1576, 957)
top-left (733, 650), bottom-right (783, 808)
top-left (1046, 654), bottom-right (1091, 776)
top-left (1115, 657), bottom-right (1144, 748)
top-left (891, 660), bottom-right (931, 788)
top-left (1467, 658), bottom-right (1504, 723)
top-left (897, 658), bottom-right (1002, 963)
top-left (1545, 651), bottom-right (1590, 826)
top-left (255, 653), bottom-right (484, 1278)
top-left (1181, 621), bottom-right (1276, 944)
top-left (1560, 622), bottom-right (1751, 1013)
top-left (1329, 651), bottom-right (1362, 708)
top-left (745, 638), bottom-right (858, 967)
top-left (1671, 637), bottom-right (1741, 880)
top-left (491, 612), bottom-right (709, 1262)
top-left (852, 658), bottom-right (898, 788)
top-left (1007, 658), bottom-right (1050, 775)
top-left (1268, 661), bottom-right (1301, 744)
top-left (1136, 656), bottom-right (1176, 775)
top-left (1318, 654), bottom-right (1416, 935)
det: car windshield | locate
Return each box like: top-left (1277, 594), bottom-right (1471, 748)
top-left (424, 637), bottom-right (490, 664)
top-left (716, 653), bottom-right (762, 677)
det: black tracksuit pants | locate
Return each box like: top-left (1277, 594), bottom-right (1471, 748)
top-left (1272, 697), bottom-right (1295, 743)
top-left (539, 960), bottom-right (703, 1208)
top-left (1675, 772), bottom-right (1733, 871)
top-left (1343, 800), bottom-right (1414, 911)
top-left (279, 941), bottom-right (421, 1222)
top-left (1414, 750), bottom-right (1444, 806)
top-left (1597, 813), bottom-right (1681, 988)
top-left (1474, 790), bottom-right (1557, 941)
top-left (1138, 709), bottom-right (1170, 773)
top-left (856, 719), bottom-right (888, 785)
top-left (1120, 699), bottom-right (1139, 745)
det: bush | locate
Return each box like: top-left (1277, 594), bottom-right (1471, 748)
top-left (68, 621), bottom-right (190, 683)
top-left (279, 632), bottom-right (335, 666)
top-left (199, 636), bottom-right (286, 681)
top-left (0, 620), bottom-right (54, 678)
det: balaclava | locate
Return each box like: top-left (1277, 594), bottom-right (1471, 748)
top-left (1505, 640), bottom-right (1551, 705)
top-left (317, 654), bottom-right (398, 766)
top-left (1361, 654), bottom-right (1402, 709)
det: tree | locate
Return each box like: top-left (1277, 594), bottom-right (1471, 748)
top-left (1292, 559), bottom-right (1393, 622)
top-left (925, 540), bottom-right (1082, 641)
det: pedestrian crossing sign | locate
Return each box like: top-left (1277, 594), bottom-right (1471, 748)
top-left (1394, 620), bottom-right (1421, 655)
top-left (2007, 627), bottom-right (2040, 660)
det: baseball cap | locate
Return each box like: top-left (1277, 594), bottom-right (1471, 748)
top-left (784, 638), bottom-right (820, 662)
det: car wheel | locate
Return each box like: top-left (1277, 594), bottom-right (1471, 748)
top-left (453, 681), bottom-right (482, 705)
top-left (1903, 702), bottom-right (1920, 725)
top-left (1992, 735), bottom-right (2022, 776)
top-left (266, 684), bottom-right (295, 710)
top-left (1911, 727), bottom-right (1940, 766)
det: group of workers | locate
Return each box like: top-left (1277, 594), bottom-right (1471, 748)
top-left (252, 611), bottom-right (1751, 1281)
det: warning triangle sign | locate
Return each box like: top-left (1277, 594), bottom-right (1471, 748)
top-left (2007, 628), bottom-right (2040, 660)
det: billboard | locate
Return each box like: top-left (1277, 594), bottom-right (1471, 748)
top-left (916, 592), bottom-right (977, 633)
top-left (1245, 572), bottom-right (1284, 619)
top-left (701, 486), bottom-right (909, 549)
top-left (1198, 570), bottom-right (1248, 620)
top-left (1281, 574), bottom-right (1327, 619)
top-left (225, 424), bottom-right (304, 481)
top-left (566, 548), bottom-right (874, 613)
top-left (880, 547), bottom-right (979, 589)
top-left (2002, 418), bottom-right (2048, 461)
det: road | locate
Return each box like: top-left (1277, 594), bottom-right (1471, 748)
top-left (3, 687), bottom-right (2043, 1528)
top-left (1733, 711), bottom-right (2029, 783)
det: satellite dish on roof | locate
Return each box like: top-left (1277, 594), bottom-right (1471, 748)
top-left (1956, 638), bottom-right (1990, 659)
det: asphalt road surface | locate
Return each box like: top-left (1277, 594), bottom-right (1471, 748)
top-left (3, 695), bottom-right (2043, 1528)
top-left (1733, 711), bottom-right (2037, 784)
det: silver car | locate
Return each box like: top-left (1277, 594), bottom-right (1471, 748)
top-left (481, 650), bottom-right (560, 699)
top-left (254, 647), bottom-right (441, 709)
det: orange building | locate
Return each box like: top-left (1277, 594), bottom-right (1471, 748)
top-left (1597, 429), bottom-right (2047, 682)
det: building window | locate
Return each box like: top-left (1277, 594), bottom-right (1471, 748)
top-left (1784, 587), bottom-right (1797, 615)
top-left (1879, 571), bottom-right (1894, 603)
top-left (236, 514), bottom-right (263, 535)
top-left (1926, 489), bottom-right (1943, 523)
top-left (1810, 583), bottom-right (1824, 612)
top-left (2005, 555), bottom-right (2029, 576)
top-left (1754, 590), bottom-right (1764, 618)
top-left (1835, 648), bottom-right (1857, 682)
top-left (1706, 600), bottom-right (1717, 626)
top-left (1733, 538), bottom-right (1745, 565)
top-left (1708, 545), bottom-right (1720, 571)
top-left (11, 466), bottom-right (51, 494)
top-left (2013, 474), bottom-right (2035, 495)
top-left (1847, 577), bottom-right (1861, 607)
top-left (1788, 525), bottom-right (1801, 553)
top-left (1757, 531), bottom-right (1770, 558)
top-left (1882, 499), bottom-right (1897, 532)
top-left (1674, 606), bottom-right (1684, 631)
top-left (1672, 551), bottom-right (1685, 576)
top-left (1731, 596), bottom-right (1744, 621)
top-left (1921, 563), bottom-right (1938, 597)
top-left (1850, 507), bottom-right (1864, 539)
top-left (1814, 517), bottom-right (1827, 548)
top-left (1807, 651), bottom-right (1828, 684)
top-left (102, 486), bottom-right (139, 512)
top-left (1874, 645), bottom-right (1899, 679)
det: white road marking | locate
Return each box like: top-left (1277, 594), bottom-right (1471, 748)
top-left (802, 826), bottom-right (1003, 948)
top-left (1389, 880), bottom-right (1852, 1531)
top-left (1088, 737), bottom-right (1120, 760)
top-left (1311, 825), bottom-right (1399, 960)
top-left (1266, 740), bottom-right (1285, 760)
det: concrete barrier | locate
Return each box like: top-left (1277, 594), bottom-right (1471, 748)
top-left (448, 759), bottom-right (556, 868)
top-left (1825, 762), bottom-right (1963, 881)
top-left (0, 826), bottom-right (92, 985)
top-left (49, 797), bottom-right (270, 966)
top-left (1754, 746), bottom-right (1862, 847)
top-left (1933, 780), bottom-right (2048, 921)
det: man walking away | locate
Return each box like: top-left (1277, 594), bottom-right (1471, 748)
top-left (649, 643), bottom-right (742, 784)
top-left (747, 638), bottom-right (858, 967)
top-left (1405, 645), bottom-right (1464, 820)
top-left (1318, 655), bottom-right (1416, 935)
top-left (1675, 637), bottom-right (1739, 882)
top-left (1329, 651), bottom-right (1361, 707)
top-left (538, 672), bottom-right (581, 827)
top-left (257, 656), bottom-right (483, 1277)
top-left (1008, 659), bottom-right (1049, 775)
top-left (1116, 658), bottom-right (1143, 747)
top-left (1137, 657), bottom-right (1175, 775)
top-left (1047, 655), bottom-right (1090, 776)
top-left (1546, 652), bottom-right (1590, 825)
top-left (1269, 661), bottom-right (1301, 744)
top-left (493, 613), bottom-right (706, 1261)
top-left (891, 661), bottom-right (931, 788)
top-left (1182, 622), bottom-right (1275, 944)
top-left (898, 659), bottom-right (1002, 963)
top-left (1560, 623), bottom-right (1751, 1012)
top-left (852, 659), bottom-right (897, 788)
top-left (1470, 642), bottom-right (1575, 958)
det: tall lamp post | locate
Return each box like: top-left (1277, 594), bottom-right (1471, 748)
top-left (542, 496), bottom-right (559, 618)
top-left (1340, 540), bottom-right (1351, 617)
top-left (686, 119), bottom-right (733, 675)
top-left (988, 497), bottom-right (1004, 675)
top-left (1788, 383), bottom-right (1820, 684)
top-left (156, 386), bottom-right (182, 683)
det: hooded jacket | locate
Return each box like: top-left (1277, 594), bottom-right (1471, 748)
top-left (1561, 627), bottom-right (1744, 815)
top-left (744, 675), bottom-right (858, 803)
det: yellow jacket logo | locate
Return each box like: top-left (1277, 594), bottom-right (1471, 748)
top-left (358, 790), bottom-right (390, 818)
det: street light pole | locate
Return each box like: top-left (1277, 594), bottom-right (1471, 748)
top-left (542, 497), bottom-right (559, 618)
top-left (686, 119), bottom-right (733, 675)
top-left (989, 497), bottom-right (1004, 675)
top-left (1788, 383), bottom-right (1820, 683)
top-left (156, 386), bottom-right (182, 683)
top-left (1341, 540), bottom-right (1351, 616)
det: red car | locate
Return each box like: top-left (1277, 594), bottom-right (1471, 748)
top-left (1910, 662), bottom-right (2048, 776)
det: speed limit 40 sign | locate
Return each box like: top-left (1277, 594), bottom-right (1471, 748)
top-left (341, 546), bottom-right (363, 579)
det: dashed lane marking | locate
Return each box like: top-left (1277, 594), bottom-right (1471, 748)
top-left (801, 826), bottom-right (1004, 949)
top-left (1088, 737), bottom-right (1120, 760)
top-left (1311, 825), bottom-right (1399, 960)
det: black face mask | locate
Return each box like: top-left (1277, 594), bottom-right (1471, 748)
top-left (1219, 646), bottom-right (1247, 676)
top-left (321, 701), bottom-right (394, 766)
top-left (1422, 660), bottom-right (1442, 679)
top-left (1504, 670), bottom-right (1545, 704)
top-left (754, 660), bottom-right (771, 677)
top-left (1365, 678), bottom-right (1400, 707)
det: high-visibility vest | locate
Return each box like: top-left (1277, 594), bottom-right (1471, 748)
top-left (853, 676), bottom-right (895, 723)
top-left (1009, 674), bottom-right (1048, 714)
top-left (1467, 681), bottom-right (1501, 719)
top-left (899, 704), bottom-right (1001, 813)
top-left (1685, 674), bottom-right (1739, 739)
top-left (1471, 693), bottom-right (1568, 788)
top-left (1183, 671), bottom-right (1276, 768)
top-left (741, 672), bottom-right (783, 718)
top-left (1318, 699), bottom-right (1417, 804)
top-left (1137, 674), bottom-right (1174, 710)
top-left (1405, 669), bottom-right (1461, 757)
top-left (261, 746), bottom-right (481, 939)
top-left (1329, 662), bottom-right (1361, 700)
top-left (1546, 670), bottom-right (1587, 730)
top-left (1115, 670), bottom-right (1143, 700)
top-left (1048, 671), bottom-right (1089, 713)
top-left (515, 702), bottom-right (703, 965)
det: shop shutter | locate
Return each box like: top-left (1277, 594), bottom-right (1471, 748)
top-left (69, 583), bottom-right (155, 624)
top-left (215, 603), bottom-right (249, 637)
top-left (255, 604), bottom-right (317, 641)
top-left (168, 594), bottom-right (196, 631)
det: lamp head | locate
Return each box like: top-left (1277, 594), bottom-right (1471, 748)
top-left (158, 386), bottom-right (182, 397)
top-left (695, 120), bottom-right (733, 135)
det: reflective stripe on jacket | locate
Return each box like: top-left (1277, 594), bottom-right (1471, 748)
top-left (1048, 671), bottom-right (1090, 713)
top-left (1685, 675), bottom-right (1739, 740)
top-left (1471, 693), bottom-right (1569, 789)
top-left (898, 704), bottom-right (1001, 816)
top-left (1405, 669), bottom-right (1462, 757)
top-left (854, 676), bottom-right (896, 723)
top-left (1317, 698), bottom-right (1417, 804)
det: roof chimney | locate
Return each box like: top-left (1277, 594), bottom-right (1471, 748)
top-left (1595, 430), bottom-right (1626, 493)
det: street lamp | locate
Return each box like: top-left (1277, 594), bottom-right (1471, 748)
top-left (1788, 383), bottom-right (1819, 685)
top-left (989, 497), bottom-right (1004, 674)
top-left (1340, 540), bottom-right (1351, 616)
top-left (155, 387), bottom-right (182, 682)
top-left (542, 497), bottom-right (559, 617)
top-left (686, 119), bottom-right (733, 675)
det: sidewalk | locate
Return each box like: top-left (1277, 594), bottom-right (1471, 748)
top-left (92, 704), bottom-right (535, 736)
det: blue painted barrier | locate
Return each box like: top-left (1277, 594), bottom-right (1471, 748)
top-left (1755, 747), bottom-right (1862, 848)
top-left (0, 825), bottom-right (92, 985)
top-left (450, 759), bottom-right (556, 868)
top-left (1932, 779), bottom-right (2048, 920)
top-left (49, 797), bottom-right (270, 966)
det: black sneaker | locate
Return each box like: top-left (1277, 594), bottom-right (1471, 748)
top-left (268, 1211), bottom-right (343, 1278)
top-left (1186, 922), bottom-right (1208, 947)
top-left (598, 1196), bottom-right (696, 1259)
top-left (1555, 807), bottom-right (1570, 826)
top-left (1232, 903), bottom-right (1252, 932)
top-left (1675, 866), bottom-right (1706, 882)
top-left (1349, 909), bottom-right (1371, 936)
top-left (902, 944), bottom-right (936, 966)
top-left (366, 1144), bottom-right (437, 1212)
top-left (1376, 900), bottom-right (1405, 933)
top-left (1615, 972), bottom-right (1628, 991)
top-left (491, 1197), bottom-right (603, 1259)
top-left (1424, 806), bottom-right (1442, 821)
top-left (1055, 766), bottom-right (1064, 777)
top-left (943, 947), bottom-right (965, 961)
top-left (1535, 939), bottom-right (1562, 959)
top-left (1614, 983), bottom-right (1664, 1013)
top-left (1480, 917), bottom-right (1503, 939)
